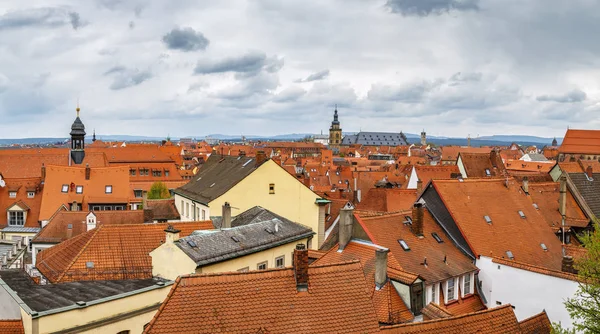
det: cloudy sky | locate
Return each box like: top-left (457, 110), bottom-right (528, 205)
top-left (1, 0), bottom-right (599, 139)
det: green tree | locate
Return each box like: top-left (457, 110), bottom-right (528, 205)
top-left (564, 220), bottom-right (600, 333)
top-left (147, 182), bottom-right (171, 199)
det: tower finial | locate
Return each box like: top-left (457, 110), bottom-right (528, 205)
top-left (76, 99), bottom-right (80, 117)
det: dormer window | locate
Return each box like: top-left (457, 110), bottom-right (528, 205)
top-left (130, 169), bottom-right (136, 176)
top-left (8, 191), bottom-right (16, 198)
top-left (8, 211), bottom-right (24, 226)
top-left (61, 185), bottom-right (69, 193)
top-left (165, 170), bottom-right (170, 177)
top-left (27, 191), bottom-right (35, 198)
top-left (105, 185), bottom-right (112, 194)
top-left (76, 186), bottom-right (83, 194)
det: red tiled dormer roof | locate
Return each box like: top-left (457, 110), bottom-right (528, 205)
top-left (0, 177), bottom-right (42, 229)
top-left (36, 221), bottom-right (213, 283)
top-left (430, 178), bottom-right (566, 271)
top-left (358, 210), bottom-right (478, 283)
top-left (380, 304), bottom-right (521, 333)
top-left (143, 261), bottom-right (381, 334)
top-left (559, 129), bottom-right (600, 155)
top-left (312, 240), bottom-right (417, 324)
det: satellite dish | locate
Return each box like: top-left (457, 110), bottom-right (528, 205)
top-left (0, 180), bottom-right (5, 188)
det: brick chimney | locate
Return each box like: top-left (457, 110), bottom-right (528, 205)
top-left (164, 225), bottom-right (181, 244)
top-left (411, 203), bottom-right (424, 236)
top-left (586, 165), bottom-right (593, 180)
top-left (490, 150), bottom-right (499, 168)
top-left (256, 151), bottom-right (267, 167)
top-left (41, 163), bottom-right (46, 181)
top-left (338, 206), bottom-right (354, 251)
top-left (416, 179), bottom-right (423, 194)
top-left (222, 202), bottom-right (232, 229)
top-left (85, 163), bottom-right (90, 180)
top-left (562, 255), bottom-right (576, 274)
top-left (375, 248), bottom-right (389, 289)
top-left (522, 176), bottom-right (529, 194)
top-left (293, 244), bottom-right (309, 291)
top-left (559, 175), bottom-right (567, 216)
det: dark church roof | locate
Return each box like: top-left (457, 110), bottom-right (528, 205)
top-left (70, 116), bottom-right (86, 136)
top-left (342, 132), bottom-right (409, 146)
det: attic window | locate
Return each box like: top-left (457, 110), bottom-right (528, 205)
top-left (398, 239), bottom-right (410, 251)
top-left (532, 203), bottom-right (539, 210)
top-left (404, 216), bottom-right (412, 224)
top-left (506, 251), bottom-right (514, 260)
top-left (86, 261), bottom-right (95, 269)
top-left (484, 215), bottom-right (492, 224)
top-left (27, 191), bottom-right (35, 198)
top-left (265, 227), bottom-right (274, 234)
top-left (76, 186), bottom-right (83, 194)
top-left (105, 185), bottom-right (112, 194)
top-left (540, 243), bottom-right (547, 251)
top-left (231, 236), bottom-right (240, 243)
top-left (8, 191), bottom-right (16, 198)
top-left (209, 183), bottom-right (215, 188)
top-left (61, 185), bottom-right (69, 193)
top-left (187, 240), bottom-right (197, 248)
top-left (431, 232), bottom-right (443, 243)
top-left (67, 224), bottom-right (73, 229)
top-left (518, 211), bottom-right (526, 219)
top-left (485, 169), bottom-right (491, 176)
top-left (269, 183), bottom-right (275, 194)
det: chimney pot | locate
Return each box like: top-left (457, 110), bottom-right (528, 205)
top-left (559, 175), bottom-right (567, 216)
top-left (85, 163), bottom-right (90, 180)
top-left (164, 225), bottom-right (181, 244)
top-left (222, 202), bottom-right (232, 229)
top-left (416, 179), bottom-right (423, 193)
top-left (338, 206), bottom-right (354, 250)
top-left (411, 203), bottom-right (424, 236)
top-left (375, 248), bottom-right (389, 289)
top-left (293, 244), bottom-right (309, 291)
top-left (562, 255), bottom-right (576, 274)
top-left (41, 164), bottom-right (46, 181)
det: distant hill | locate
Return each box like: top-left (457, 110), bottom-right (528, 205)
top-left (475, 135), bottom-right (561, 145)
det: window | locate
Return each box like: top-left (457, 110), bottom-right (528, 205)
top-left (464, 274), bottom-right (471, 295)
top-left (518, 210), bottom-right (526, 218)
top-left (201, 209), bottom-right (206, 220)
top-left (61, 184), bottom-right (69, 193)
top-left (8, 211), bottom-right (24, 226)
top-left (134, 190), bottom-right (143, 198)
top-left (117, 331), bottom-right (130, 334)
top-left (92, 205), bottom-right (101, 211)
top-left (275, 256), bottom-right (285, 268)
top-left (105, 185), bottom-right (112, 194)
top-left (186, 203), bottom-right (189, 217)
top-left (165, 170), bottom-right (170, 177)
top-left (398, 239), bottom-right (410, 251)
top-left (104, 206), bottom-right (112, 211)
top-left (540, 243), bottom-right (547, 251)
top-left (483, 215), bottom-right (492, 224)
top-left (431, 232), bottom-right (443, 243)
top-left (130, 169), bottom-right (136, 176)
top-left (27, 192), bottom-right (35, 198)
top-left (8, 191), bottom-right (16, 198)
top-left (533, 203), bottom-right (539, 210)
top-left (430, 283), bottom-right (437, 304)
top-left (447, 278), bottom-right (456, 301)
top-left (76, 185), bottom-right (83, 194)
top-left (257, 261), bottom-right (267, 270)
top-left (152, 170), bottom-right (162, 177)
top-left (86, 261), bottom-right (94, 268)
top-left (506, 250), bottom-right (514, 260)
top-left (269, 183), bottom-right (275, 194)
top-left (237, 267), bottom-right (249, 272)
top-left (485, 168), bottom-right (491, 176)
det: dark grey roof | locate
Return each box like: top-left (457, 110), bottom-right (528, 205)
top-left (523, 154), bottom-right (548, 162)
top-left (569, 173), bottom-right (600, 217)
top-left (70, 117), bottom-right (86, 136)
top-left (1, 227), bottom-right (40, 233)
top-left (175, 154), bottom-right (259, 204)
top-left (0, 270), bottom-right (168, 314)
top-left (177, 207), bottom-right (314, 267)
top-left (341, 131), bottom-right (409, 146)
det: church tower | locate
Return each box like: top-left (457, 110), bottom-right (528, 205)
top-left (70, 106), bottom-right (86, 165)
top-left (420, 129), bottom-right (426, 146)
top-left (329, 106), bottom-right (342, 149)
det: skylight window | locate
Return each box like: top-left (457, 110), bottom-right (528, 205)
top-left (76, 185), bottom-right (83, 194)
top-left (431, 232), bottom-right (443, 243)
top-left (540, 243), bottom-right (547, 251)
top-left (231, 236), bottom-right (240, 243)
top-left (105, 185), bottom-right (112, 194)
top-left (532, 203), bottom-right (539, 210)
top-left (242, 160), bottom-right (253, 167)
top-left (398, 239), bottom-right (410, 251)
top-left (518, 211), bottom-right (526, 219)
top-left (404, 216), bottom-right (412, 224)
top-left (485, 169), bottom-right (491, 176)
top-left (187, 240), bottom-right (197, 248)
top-left (61, 184), bottom-right (69, 193)
top-left (86, 261), bottom-right (95, 269)
top-left (484, 215), bottom-right (492, 224)
top-left (506, 251), bottom-right (514, 260)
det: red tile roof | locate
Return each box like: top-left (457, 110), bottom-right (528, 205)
top-left (88, 146), bottom-right (175, 163)
top-left (441, 147), bottom-right (492, 163)
top-left (518, 310), bottom-right (552, 334)
top-left (33, 209), bottom-right (145, 244)
top-left (357, 188), bottom-right (418, 213)
top-left (312, 240), bottom-right (416, 324)
top-left (559, 129), bottom-right (600, 155)
top-left (431, 178), bottom-right (565, 271)
top-left (444, 294), bottom-right (486, 315)
top-left (358, 210), bottom-right (478, 283)
top-left (421, 302), bottom-right (453, 320)
top-left (39, 165), bottom-right (132, 221)
top-left (0, 149), bottom-right (108, 178)
top-left (527, 182), bottom-right (589, 231)
top-left (144, 261), bottom-right (381, 334)
top-left (36, 221), bottom-right (213, 283)
top-left (0, 177), bottom-right (42, 229)
top-left (145, 199), bottom-right (180, 221)
top-left (458, 152), bottom-right (504, 178)
top-left (504, 160), bottom-right (556, 173)
top-left (0, 320), bottom-right (24, 334)
top-left (413, 165), bottom-right (460, 185)
top-left (492, 257), bottom-right (580, 282)
top-left (380, 304), bottom-right (521, 333)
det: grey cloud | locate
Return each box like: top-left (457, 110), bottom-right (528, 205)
top-left (194, 52), bottom-right (284, 76)
top-left (386, 0), bottom-right (479, 16)
top-left (273, 86), bottom-right (306, 103)
top-left (129, 21), bottom-right (135, 29)
top-left (295, 69), bottom-right (330, 83)
top-left (0, 8), bottom-right (84, 31)
top-left (162, 27), bottom-right (210, 52)
top-left (367, 80), bottom-right (441, 103)
top-left (104, 66), bottom-right (152, 90)
top-left (448, 72), bottom-right (482, 85)
top-left (0, 73), bottom-right (9, 94)
top-left (536, 89), bottom-right (587, 103)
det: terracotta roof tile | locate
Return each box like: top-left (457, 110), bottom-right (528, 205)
top-left (312, 240), bottom-right (415, 324)
top-left (380, 304), bottom-right (521, 333)
top-left (0, 177), bottom-right (42, 229)
top-left (459, 152), bottom-right (505, 178)
top-left (518, 310), bottom-right (552, 334)
top-left (527, 182), bottom-right (589, 231)
top-left (358, 210), bottom-right (478, 283)
top-left (413, 165), bottom-right (460, 185)
top-left (444, 294), bottom-right (486, 315)
top-left (144, 261), bottom-right (381, 334)
top-left (36, 221), bottom-right (213, 283)
top-left (558, 129), bottom-right (600, 154)
top-left (492, 257), bottom-right (581, 282)
top-left (145, 199), bottom-right (180, 221)
top-left (357, 188), bottom-right (418, 212)
top-left (0, 320), bottom-right (24, 334)
top-left (0, 149), bottom-right (108, 178)
top-left (421, 302), bottom-right (453, 320)
top-left (441, 147), bottom-right (492, 162)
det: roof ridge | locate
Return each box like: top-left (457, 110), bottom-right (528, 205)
top-left (492, 256), bottom-right (580, 281)
top-left (518, 309), bottom-right (548, 324)
top-left (56, 226), bottom-right (103, 282)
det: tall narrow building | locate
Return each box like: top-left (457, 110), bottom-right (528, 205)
top-left (421, 129), bottom-right (427, 146)
top-left (328, 106), bottom-right (342, 150)
top-left (70, 107), bottom-right (86, 165)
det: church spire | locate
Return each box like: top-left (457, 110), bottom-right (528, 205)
top-left (93, 129), bottom-right (96, 142)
